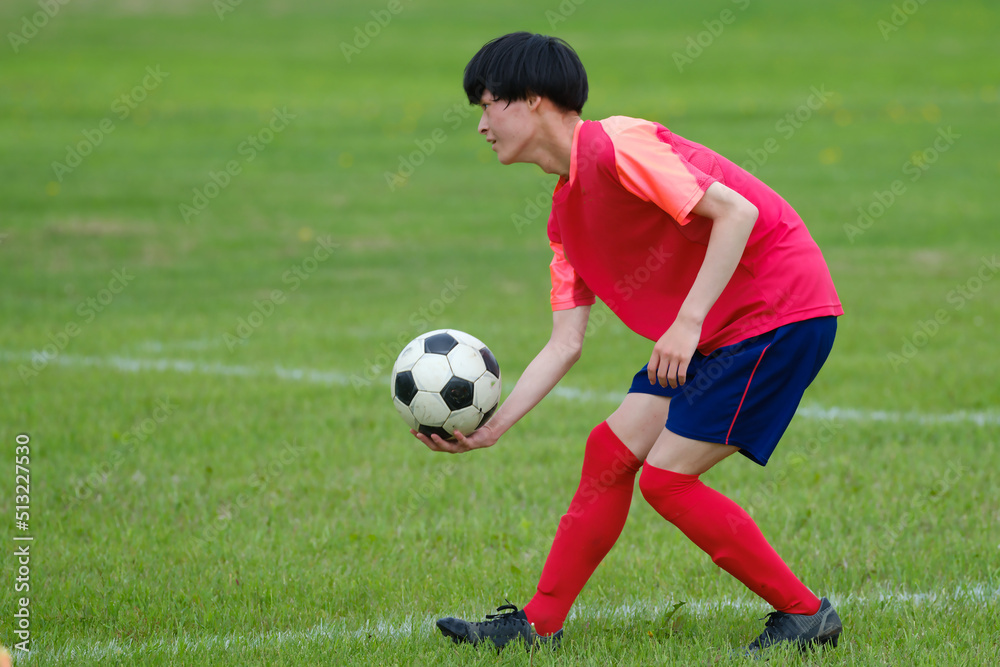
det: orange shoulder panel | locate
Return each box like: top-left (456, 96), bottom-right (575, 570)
top-left (600, 117), bottom-right (707, 225)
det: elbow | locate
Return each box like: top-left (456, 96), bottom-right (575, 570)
top-left (565, 340), bottom-right (584, 364)
top-left (550, 304), bottom-right (589, 364)
top-left (740, 199), bottom-right (759, 230)
top-left (551, 334), bottom-right (584, 364)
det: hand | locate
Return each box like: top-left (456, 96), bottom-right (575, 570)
top-left (412, 423), bottom-right (500, 454)
top-left (648, 317), bottom-right (702, 388)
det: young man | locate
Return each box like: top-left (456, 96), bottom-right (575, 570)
top-left (414, 32), bottom-right (844, 654)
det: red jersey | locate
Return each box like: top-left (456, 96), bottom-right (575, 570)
top-left (548, 116), bottom-right (842, 353)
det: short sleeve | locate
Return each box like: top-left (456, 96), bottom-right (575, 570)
top-left (549, 241), bottom-right (595, 311)
top-left (601, 117), bottom-right (718, 225)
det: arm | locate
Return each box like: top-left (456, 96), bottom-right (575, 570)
top-left (647, 181), bottom-right (758, 388)
top-left (415, 305), bottom-right (590, 453)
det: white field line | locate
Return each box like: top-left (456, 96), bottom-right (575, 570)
top-left (0, 350), bottom-right (352, 386)
top-left (19, 585), bottom-right (1000, 663)
top-left (4, 350), bottom-right (1000, 426)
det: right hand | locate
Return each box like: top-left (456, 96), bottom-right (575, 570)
top-left (412, 422), bottom-right (499, 454)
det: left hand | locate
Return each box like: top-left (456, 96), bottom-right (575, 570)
top-left (648, 317), bottom-right (702, 388)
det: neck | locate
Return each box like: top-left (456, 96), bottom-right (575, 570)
top-left (528, 112), bottom-right (582, 179)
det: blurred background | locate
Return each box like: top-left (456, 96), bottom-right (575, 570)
top-left (1, 0), bottom-right (998, 663)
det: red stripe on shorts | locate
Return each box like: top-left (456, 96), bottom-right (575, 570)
top-left (725, 343), bottom-right (772, 444)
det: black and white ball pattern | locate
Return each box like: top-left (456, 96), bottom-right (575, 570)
top-left (391, 329), bottom-right (501, 439)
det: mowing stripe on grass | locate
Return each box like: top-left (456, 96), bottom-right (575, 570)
top-left (4, 350), bottom-right (999, 426)
top-left (20, 585), bottom-right (1000, 663)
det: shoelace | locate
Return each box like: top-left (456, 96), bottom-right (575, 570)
top-left (757, 610), bottom-right (790, 641)
top-left (762, 611), bottom-right (788, 627)
top-left (484, 602), bottom-right (522, 625)
top-left (750, 611), bottom-right (788, 651)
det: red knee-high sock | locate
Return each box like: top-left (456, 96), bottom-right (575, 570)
top-left (639, 462), bottom-right (821, 615)
top-left (523, 421), bottom-right (642, 635)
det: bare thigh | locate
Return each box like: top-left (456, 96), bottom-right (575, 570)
top-left (646, 428), bottom-right (739, 476)
top-left (605, 393), bottom-right (671, 462)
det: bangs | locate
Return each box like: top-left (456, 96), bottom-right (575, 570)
top-left (463, 32), bottom-right (588, 113)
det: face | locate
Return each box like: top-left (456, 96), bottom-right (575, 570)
top-left (477, 90), bottom-right (537, 165)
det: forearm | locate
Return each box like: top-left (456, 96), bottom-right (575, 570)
top-left (485, 338), bottom-right (580, 438)
top-left (486, 305), bottom-right (589, 438)
top-left (648, 183), bottom-right (758, 388)
top-left (415, 306), bottom-right (588, 453)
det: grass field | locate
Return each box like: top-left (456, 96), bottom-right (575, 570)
top-left (2, 0), bottom-right (999, 664)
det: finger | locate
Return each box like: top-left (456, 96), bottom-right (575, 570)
top-left (665, 359), bottom-right (675, 388)
top-left (413, 429), bottom-right (455, 452)
top-left (432, 432), bottom-right (467, 453)
top-left (412, 429), bottom-right (442, 451)
top-left (677, 358), bottom-right (690, 387)
top-left (451, 430), bottom-right (474, 449)
top-left (445, 432), bottom-right (467, 451)
top-left (658, 359), bottom-right (671, 388)
top-left (647, 358), bottom-right (658, 385)
top-left (455, 431), bottom-right (489, 452)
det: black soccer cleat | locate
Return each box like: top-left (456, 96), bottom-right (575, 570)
top-left (746, 597), bottom-right (842, 655)
top-left (436, 602), bottom-right (562, 651)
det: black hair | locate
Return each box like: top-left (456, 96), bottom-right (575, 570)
top-left (463, 32), bottom-right (588, 113)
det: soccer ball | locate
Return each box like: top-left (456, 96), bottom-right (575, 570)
top-left (391, 329), bottom-right (501, 439)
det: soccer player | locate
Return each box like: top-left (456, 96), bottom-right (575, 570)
top-left (414, 32), bottom-right (844, 654)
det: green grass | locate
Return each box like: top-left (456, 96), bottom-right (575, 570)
top-left (2, 0), bottom-right (999, 664)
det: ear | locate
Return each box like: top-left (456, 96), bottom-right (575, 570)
top-left (525, 93), bottom-right (543, 111)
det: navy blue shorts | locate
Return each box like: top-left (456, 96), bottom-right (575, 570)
top-left (628, 316), bottom-right (837, 466)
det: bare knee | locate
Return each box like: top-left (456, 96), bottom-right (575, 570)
top-left (605, 393), bottom-right (670, 462)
